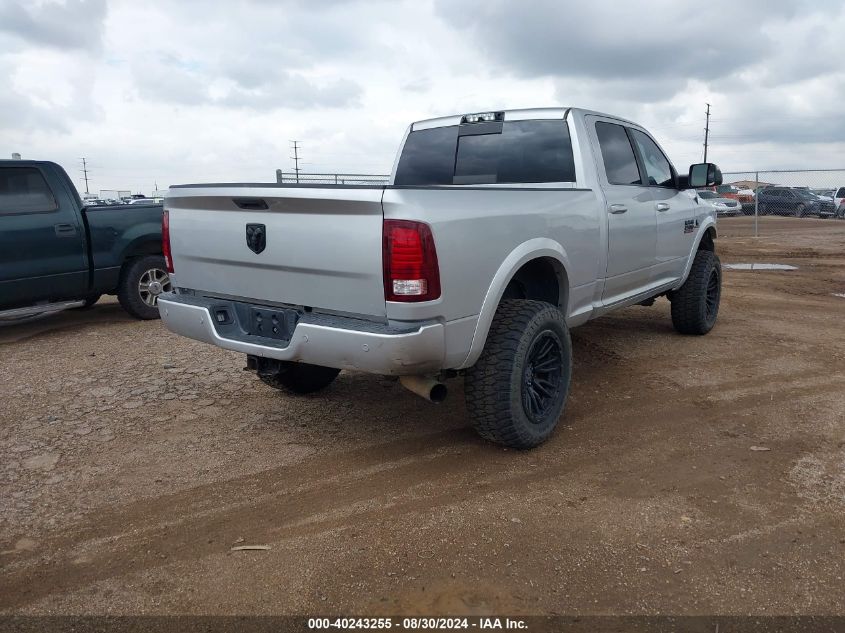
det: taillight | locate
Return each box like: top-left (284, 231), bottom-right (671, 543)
top-left (383, 219), bottom-right (441, 302)
top-left (162, 209), bottom-right (174, 273)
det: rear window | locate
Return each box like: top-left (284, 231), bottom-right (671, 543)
top-left (0, 167), bottom-right (58, 215)
top-left (394, 120), bottom-right (576, 186)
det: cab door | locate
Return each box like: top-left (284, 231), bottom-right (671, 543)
top-left (587, 117), bottom-right (657, 305)
top-left (627, 128), bottom-right (697, 285)
top-left (0, 165), bottom-right (88, 309)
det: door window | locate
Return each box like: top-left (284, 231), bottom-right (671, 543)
top-left (630, 130), bottom-right (674, 187)
top-left (595, 122), bottom-right (641, 186)
top-left (0, 168), bottom-right (58, 215)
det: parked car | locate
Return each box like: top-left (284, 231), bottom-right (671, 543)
top-left (158, 107), bottom-right (723, 449)
top-left (811, 188), bottom-right (835, 199)
top-left (756, 187), bottom-right (835, 217)
top-left (716, 184), bottom-right (755, 213)
top-left (696, 190), bottom-right (742, 216)
top-left (0, 160), bottom-right (169, 321)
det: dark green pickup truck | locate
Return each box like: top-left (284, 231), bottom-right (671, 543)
top-left (0, 160), bottom-right (169, 321)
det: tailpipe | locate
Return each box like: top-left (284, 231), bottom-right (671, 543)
top-left (400, 375), bottom-right (448, 403)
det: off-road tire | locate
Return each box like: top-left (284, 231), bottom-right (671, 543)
top-left (670, 250), bottom-right (721, 335)
top-left (259, 362), bottom-right (341, 394)
top-left (117, 255), bottom-right (169, 320)
top-left (464, 300), bottom-right (572, 450)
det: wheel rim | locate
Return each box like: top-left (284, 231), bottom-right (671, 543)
top-left (138, 268), bottom-right (172, 307)
top-left (705, 270), bottom-right (720, 320)
top-left (521, 330), bottom-right (564, 424)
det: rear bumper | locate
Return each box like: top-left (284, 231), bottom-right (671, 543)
top-left (158, 293), bottom-right (445, 375)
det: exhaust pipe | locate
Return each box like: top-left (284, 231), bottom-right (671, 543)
top-left (400, 375), bottom-right (448, 403)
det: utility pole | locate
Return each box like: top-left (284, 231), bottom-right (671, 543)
top-left (703, 103), bottom-right (711, 163)
top-left (290, 141), bottom-right (301, 183)
top-left (80, 157), bottom-right (90, 194)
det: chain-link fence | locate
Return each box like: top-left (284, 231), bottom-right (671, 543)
top-left (275, 171), bottom-right (390, 186)
top-left (716, 170), bottom-right (845, 236)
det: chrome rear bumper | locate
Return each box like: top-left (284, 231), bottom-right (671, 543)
top-left (158, 293), bottom-right (445, 375)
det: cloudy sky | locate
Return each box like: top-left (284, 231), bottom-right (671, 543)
top-left (2, 0), bottom-right (844, 195)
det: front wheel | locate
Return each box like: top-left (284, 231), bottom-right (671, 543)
top-left (464, 300), bottom-right (572, 449)
top-left (259, 362), bottom-right (340, 394)
top-left (671, 250), bottom-right (721, 335)
top-left (117, 255), bottom-right (172, 320)
top-left (795, 203), bottom-right (805, 218)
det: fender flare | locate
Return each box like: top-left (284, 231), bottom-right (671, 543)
top-left (676, 218), bottom-right (717, 287)
top-left (457, 238), bottom-right (571, 369)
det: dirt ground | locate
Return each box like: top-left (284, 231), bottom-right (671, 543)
top-left (1, 216), bottom-right (844, 616)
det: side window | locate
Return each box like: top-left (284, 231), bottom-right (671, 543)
top-left (836, 187), bottom-right (845, 197)
top-left (0, 167), bottom-right (59, 215)
top-left (630, 129), bottom-right (674, 187)
top-left (595, 122), bottom-right (641, 186)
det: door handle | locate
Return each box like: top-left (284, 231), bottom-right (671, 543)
top-left (54, 223), bottom-right (78, 237)
top-left (609, 204), bottom-right (628, 214)
top-left (655, 202), bottom-right (671, 212)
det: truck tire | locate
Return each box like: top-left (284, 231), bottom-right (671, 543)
top-left (464, 300), bottom-right (572, 450)
top-left (670, 250), bottom-right (721, 335)
top-left (259, 362), bottom-right (341, 394)
top-left (117, 255), bottom-right (171, 320)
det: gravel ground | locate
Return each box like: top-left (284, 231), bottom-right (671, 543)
top-left (1, 216), bottom-right (844, 615)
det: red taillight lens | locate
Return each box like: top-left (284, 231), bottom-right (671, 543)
top-left (383, 219), bottom-right (440, 302)
top-left (162, 209), bottom-right (174, 273)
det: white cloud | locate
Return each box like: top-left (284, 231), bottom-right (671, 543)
top-left (1, 0), bottom-right (844, 195)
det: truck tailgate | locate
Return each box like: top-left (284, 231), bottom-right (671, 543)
top-left (165, 186), bottom-right (387, 317)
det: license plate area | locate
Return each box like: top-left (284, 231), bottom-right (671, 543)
top-left (248, 306), bottom-right (300, 342)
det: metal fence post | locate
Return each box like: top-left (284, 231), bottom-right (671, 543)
top-left (754, 171), bottom-right (759, 238)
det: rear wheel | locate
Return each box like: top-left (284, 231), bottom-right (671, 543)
top-left (117, 255), bottom-right (171, 320)
top-left (259, 362), bottom-right (340, 394)
top-left (464, 300), bottom-right (572, 449)
top-left (671, 250), bottom-right (721, 335)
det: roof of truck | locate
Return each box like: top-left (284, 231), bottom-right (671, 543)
top-left (410, 107), bottom-right (639, 131)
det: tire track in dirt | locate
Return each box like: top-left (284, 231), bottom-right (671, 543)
top-left (1, 371), bottom-right (825, 610)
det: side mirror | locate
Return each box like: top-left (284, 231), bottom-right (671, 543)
top-left (688, 163), bottom-right (722, 188)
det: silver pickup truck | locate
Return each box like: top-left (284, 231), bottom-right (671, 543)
top-left (159, 107), bottom-right (723, 449)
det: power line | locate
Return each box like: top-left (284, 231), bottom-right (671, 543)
top-left (80, 157), bottom-right (90, 194)
top-left (703, 103), bottom-right (711, 163)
